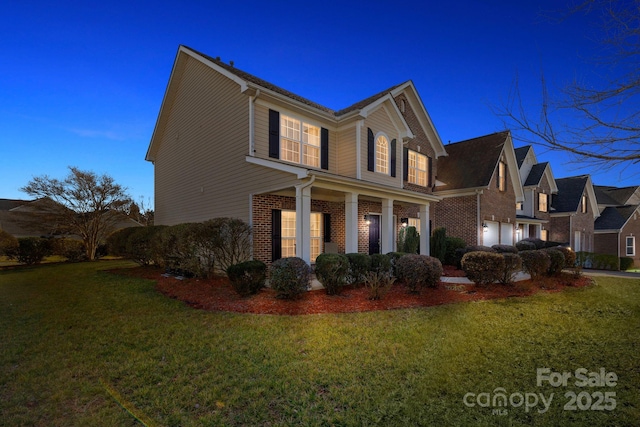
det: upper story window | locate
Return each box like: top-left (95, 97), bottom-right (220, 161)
top-left (581, 194), bottom-right (588, 213)
top-left (408, 150), bottom-right (428, 186)
top-left (539, 193), bottom-right (548, 213)
top-left (280, 114), bottom-right (320, 168)
top-left (498, 160), bottom-right (507, 192)
top-left (375, 135), bottom-right (389, 175)
top-left (516, 202), bottom-right (523, 211)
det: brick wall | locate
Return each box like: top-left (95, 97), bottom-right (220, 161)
top-left (594, 233), bottom-right (618, 256)
top-left (432, 195), bottom-right (478, 246)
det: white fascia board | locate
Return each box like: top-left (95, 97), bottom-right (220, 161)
top-left (584, 176), bottom-right (600, 219)
top-left (252, 87), bottom-right (337, 123)
top-left (545, 164), bottom-right (559, 194)
top-left (245, 156), bottom-right (310, 179)
top-left (391, 81), bottom-right (448, 158)
top-left (359, 95), bottom-right (414, 139)
top-left (594, 229), bottom-right (620, 234)
top-left (503, 133), bottom-right (525, 202)
top-left (434, 187), bottom-right (485, 198)
top-left (181, 46), bottom-right (249, 92)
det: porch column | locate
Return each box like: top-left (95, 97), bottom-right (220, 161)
top-left (296, 184), bottom-right (312, 263)
top-left (381, 198), bottom-right (394, 254)
top-left (420, 203), bottom-right (430, 255)
top-left (345, 192), bottom-right (359, 254)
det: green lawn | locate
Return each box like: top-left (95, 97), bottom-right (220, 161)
top-left (1, 262), bottom-right (639, 426)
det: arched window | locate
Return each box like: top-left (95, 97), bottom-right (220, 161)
top-left (375, 134), bottom-right (389, 174)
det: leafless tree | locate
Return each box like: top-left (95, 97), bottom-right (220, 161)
top-left (497, 0), bottom-right (640, 170)
top-left (21, 167), bottom-right (132, 260)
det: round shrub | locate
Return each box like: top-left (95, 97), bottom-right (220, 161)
top-left (445, 236), bottom-right (466, 266)
top-left (461, 251), bottom-right (505, 285)
top-left (16, 237), bottom-right (53, 265)
top-left (0, 229), bottom-right (18, 259)
top-left (227, 260), bottom-right (266, 296)
top-left (520, 250), bottom-right (551, 280)
top-left (370, 253), bottom-right (392, 274)
top-left (395, 254), bottom-right (443, 292)
top-left (106, 226), bottom-right (139, 257)
top-left (492, 244), bottom-right (518, 254)
top-left (515, 240), bottom-right (537, 251)
top-left (315, 253), bottom-right (350, 295)
top-left (455, 245), bottom-right (496, 269)
top-left (386, 252), bottom-right (406, 277)
top-left (620, 257), bottom-right (634, 271)
top-left (56, 239), bottom-right (87, 262)
top-left (500, 253), bottom-right (523, 285)
top-left (554, 246), bottom-right (576, 268)
top-left (126, 225), bottom-right (167, 266)
top-left (269, 257), bottom-right (311, 299)
top-left (345, 253), bottom-right (371, 285)
top-left (544, 248), bottom-right (566, 276)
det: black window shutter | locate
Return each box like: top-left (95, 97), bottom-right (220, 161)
top-left (321, 127), bottom-right (329, 170)
top-left (367, 128), bottom-right (375, 172)
top-left (428, 156), bottom-right (433, 187)
top-left (271, 209), bottom-right (282, 261)
top-left (403, 147), bottom-right (409, 181)
top-left (390, 139), bottom-right (397, 177)
top-left (269, 109), bottom-right (280, 159)
top-left (323, 213), bottom-right (331, 243)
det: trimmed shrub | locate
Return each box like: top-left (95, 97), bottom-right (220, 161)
top-left (395, 254), bottom-right (443, 292)
top-left (370, 253), bottom-right (392, 274)
top-left (444, 237), bottom-right (466, 266)
top-left (398, 226), bottom-right (419, 253)
top-left (519, 237), bottom-right (546, 249)
top-left (492, 244), bottom-right (518, 254)
top-left (461, 251), bottom-right (505, 285)
top-left (386, 252), bottom-right (406, 277)
top-left (544, 248), bottom-right (566, 276)
top-left (56, 239), bottom-right (86, 262)
top-left (620, 257), bottom-right (634, 271)
top-left (126, 225), bottom-right (167, 267)
top-left (363, 271), bottom-right (395, 300)
top-left (345, 253), bottom-right (371, 285)
top-left (520, 250), bottom-right (551, 279)
top-left (576, 252), bottom-right (619, 270)
top-left (269, 257), bottom-right (311, 299)
top-left (227, 260), bottom-right (266, 296)
top-left (431, 227), bottom-right (447, 263)
top-left (554, 246), bottom-right (576, 268)
top-left (198, 217), bottom-right (252, 274)
top-left (106, 227), bottom-right (139, 257)
top-left (515, 240), bottom-right (537, 251)
top-left (455, 245), bottom-right (497, 269)
top-left (16, 237), bottom-right (53, 265)
top-left (315, 253), bottom-right (350, 295)
top-left (500, 253), bottom-right (522, 285)
top-left (0, 229), bottom-right (18, 259)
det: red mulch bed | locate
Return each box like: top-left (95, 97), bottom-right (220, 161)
top-left (112, 266), bottom-right (593, 316)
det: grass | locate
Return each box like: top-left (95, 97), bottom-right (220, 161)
top-left (1, 261), bottom-right (639, 426)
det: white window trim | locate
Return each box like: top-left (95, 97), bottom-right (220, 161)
top-left (374, 131), bottom-right (390, 175)
top-left (280, 113), bottom-right (321, 168)
top-left (539, 193), bottom-right (548, 213)
top-left (408, 149), bottom-right (428, 187)
top-left (626, 236), bottom-right (635, 256)
top-left (281, 210), bottom-right (324, 262)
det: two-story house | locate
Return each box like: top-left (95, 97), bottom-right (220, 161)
top-left (146, 46), bottom-right (449, 266)
top-left (549, 175), bottom-right (599, 251)
top-left (514, 145), bottom-right (558, 241)
top-left (432, 131), bottom-right (524, 246)
top-left (594, 185), bottom-right (640, 263)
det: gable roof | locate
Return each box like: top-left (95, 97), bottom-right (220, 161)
top-left (523, 162), bottom-right (548, 187)
top-left (594, 185), bottom-right (640, 206)
top-left (551, 175), bottom-right (599, 217)
top-left (595, 205), bottom-right (639, 231)
top-left (514, 145), bottom-right (532, 168)
top-left (147, 45), bottom-right (447, 161)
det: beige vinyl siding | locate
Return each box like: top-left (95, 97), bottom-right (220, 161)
top-left (336, 125), bottom-right (357, 177)
top-left (360, 107), bottom-right (402, 188)
top-left (154, 55), bottom-right (296, 225)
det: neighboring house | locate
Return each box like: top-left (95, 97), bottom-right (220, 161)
top-left (432, 131), bottom-right (524, 247)
top-left (593, 185), bottom-right (640, 263)
top-left (146, 45), bottom-right (449, 266)
top-left (514, 145), bottom-right (558, 241)
top-left (549, 175), bottom-right (599, 251)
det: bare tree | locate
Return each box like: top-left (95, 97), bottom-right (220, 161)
top-left (497, 0), bottom-right (640, 170)
top-left (21, 167), bottom-right (132, 260)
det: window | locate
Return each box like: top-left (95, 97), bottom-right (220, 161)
top-left (541, 229), bottom-right (548, 241)
top-left (516, 202), bottom-right (523, 211)
top-left (280, 211), bottom-right (323, 261)
top-left (375, 135), bottom-right (389, 174)
top-left (407, 218), bottom-right (419, 229)
top-left (626, 236), bottom-right (635, 256)
top-left (498, 161), bottom-right (507, 191)
top-left (581, 195), bottom-right (588, 213)
top-left (539, 193), bottom-right (548, 213)
top-left (408, 150), bottom-right (428, 186)
top-left (280, 114), bottom-right (320, 167)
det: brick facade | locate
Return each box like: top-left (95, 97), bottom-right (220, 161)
top-left (432, 195), bottom-right (478, 245)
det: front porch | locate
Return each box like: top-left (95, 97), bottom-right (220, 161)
top-left (251, 176), bottom-right (439, 266)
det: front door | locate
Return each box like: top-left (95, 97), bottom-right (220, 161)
top-left (368, 214), bottom-right (380, 254)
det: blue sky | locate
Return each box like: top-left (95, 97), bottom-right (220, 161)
top-left (1, 0), bottom-right (637, 204)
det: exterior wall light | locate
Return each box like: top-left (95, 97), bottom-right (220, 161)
top-left (364, 214), bottom-right (371, 225)
top-left (482, 223), bottom-right (488, 232)
top-left (400, 217), bottom-right (409, 227)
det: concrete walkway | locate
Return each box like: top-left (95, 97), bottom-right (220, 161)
top-left (582, 269), bottom-right (640, 279)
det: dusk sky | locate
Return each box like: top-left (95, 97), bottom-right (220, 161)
top-left (2, 0), bottom-right (637, 204)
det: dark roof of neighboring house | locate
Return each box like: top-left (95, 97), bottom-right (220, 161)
top-left (435, 131), bottom-right (509, 190)
top-left (524, 162), bottom-right (549, 187)
top-left (514, 145), bottom-right (532, 168)
top-left (552, 175), bottom-right (589, 213)
top-left (183, 45), bottom-right (405, 118)
top-left (595, 205), bottom-right (638, 230)
top-left (0, 199), bottom-right (31, 211)
top-left (594, 185), bottom-right (639, 206)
